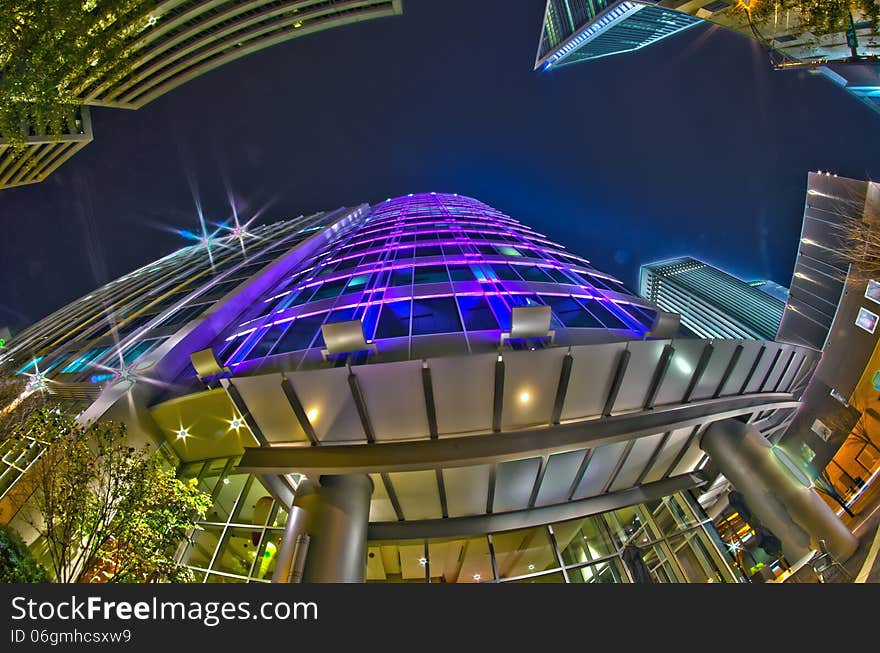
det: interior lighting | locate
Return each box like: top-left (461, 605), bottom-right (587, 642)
top-left (306, 408), bottom-right (319, 422)
top-left (473, 574), bottom-right (481, 581)
top-left (519, 391), bottom-right (531, 404)
top-left (176, 428), bottom-right (189, 440)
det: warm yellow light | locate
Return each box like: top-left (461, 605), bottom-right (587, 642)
top-left (294, 21), bottom-right (302, 28)
top-left (518, 391), bottom-right (531, 404)
top-left (306, 408), bottom-right (319, 422)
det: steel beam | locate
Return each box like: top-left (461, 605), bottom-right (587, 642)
top-left (237, 393), bottom-right (800, 475)
top-left (366, 473), bottom-right (706, 541)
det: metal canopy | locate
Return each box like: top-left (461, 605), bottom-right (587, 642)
top-left (151, 337), bottom-right (817, 529)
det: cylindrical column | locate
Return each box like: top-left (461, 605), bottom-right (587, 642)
top-left (701, 419), bottom-right (858, 563)
top-left (271, 505), bottom-right (308, 583)
top-left (274, 474), bottom-right (373, 583)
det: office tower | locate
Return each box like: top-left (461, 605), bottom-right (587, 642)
top-left (2, 193), bottom-right (850, 583)
top-left (0, 1), bottom-right (403, 189)
top-left (535, 1), bottom-right (880, 115)
top-left (0, 108), bottom-right (92, 189)
top-left (639, 257), bottom-right (785, 340)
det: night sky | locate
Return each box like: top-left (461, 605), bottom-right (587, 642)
top-left (2, 0), bottom-right (880, 333)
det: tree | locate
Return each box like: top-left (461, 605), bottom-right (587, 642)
top-left (733, 1), bottom-right (880, 48)
top-left (11, 405), bottom-right (211, 582)
top-left (0, 1), bottom-right (154, 144)
top-left (838, 200), bottom-right (880, 284)
top-left (0, 524), bottom-right (48, 582)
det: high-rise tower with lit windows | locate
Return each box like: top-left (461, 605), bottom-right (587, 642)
top-left (2, 193), bottom-right (853, 584)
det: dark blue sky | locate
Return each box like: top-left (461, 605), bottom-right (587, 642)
top-left (2, 0), bottom-right (880, 332)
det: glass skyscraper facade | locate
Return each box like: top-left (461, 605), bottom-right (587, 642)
top-left (3, 193), bottom-right (836, 583)
top-left (215, 192), bottom-right (658, 376)
top-left (639, 257), bottom-right (785, 341)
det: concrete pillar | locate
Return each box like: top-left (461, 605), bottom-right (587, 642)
top-left (272, 475), bottom-right (373, 583)
top-left (701, 419), bottom-right (858, 563)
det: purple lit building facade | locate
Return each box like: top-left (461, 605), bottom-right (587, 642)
top-left (216, 193), bottom-right (658, 375)
top-left (3, 193), bottom-right (839, 584)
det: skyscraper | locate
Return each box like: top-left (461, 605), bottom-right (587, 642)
top-left (2, 193), bottom-right (850, 583)
top-left (0, 1), bottom-right (403, 190)
top-left (639, 257), bottom-right (785, 340)
top-left (535, 1), bottom-right (880, 115)
top-left (0, 107), bottom-right (92, 190)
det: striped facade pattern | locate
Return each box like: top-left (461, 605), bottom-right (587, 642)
top-left (639, 257), bottom-right (785, 341)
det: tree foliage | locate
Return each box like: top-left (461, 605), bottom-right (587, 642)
top-left (0, 1), bottom-right (154, 144)
top-left (838, 198), bottom-right (880, 284)
top-left (10, 404), bottom-right (211, 583)
top-left (0, 524), bottom-right (49, 582)
top-left (741, 0), bottom-right (880, 35)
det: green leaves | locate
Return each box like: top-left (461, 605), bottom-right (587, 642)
top-left (18, 402), bottom-right (211, 583)
top-left (0, 1), bottom-right (154, 144)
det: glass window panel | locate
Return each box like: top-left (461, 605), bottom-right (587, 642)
top-left (184, 525), bottom-right (223, 570)
top-left (457, 295), bottom-right (499, 331)
top-left (251, 529), bottom-right (284, 581)
top-left (376, 300), bottom-right (411, 338)
top-left (413, 265), bottom-right (449, 285)
top-left (544, 267), bottom-right (577, 284)
top-left (492, 527), bottom-right (557, 579)
top-left (244, 325), bottom-right (287, 359)
top-left (491, 264), bottom-right (522, 281)
top-left (497, 246), bottom-right (522, 257)
top-left (556, 515), bottom-right (618, 565)
top-left (569, 557), bottom-right (629, 584)
top-left (310, 279), bottom-right (347, 301)
top-left (346, 274), bottom-right (369, 289)
top-left (207, 474), bottom-right (248, 522)
top-left (411, 297), bottom-right (463, 336)
top-left (583, 299), bottom-right (630, 330)
top-left (416, 246), bottom-right (443, 258)
top-left (233, 478), bottom-right (276, 526)
top-left (668, 532), bottom-right (727, 583)
top-left (389, 267), bottom-right (412, 287)
top-left (211, 527), bottom-right (261, 578)
top-left (447, 265), bottom-right (477, 282)
top-left (518, 266), bottom-right (552, 282)
top-left (542, 296), bottom-right (602, 328)
top-left (60, 347), bottom-right (110, 373)
top-left (273, 314), bottom-right (326, 354)
top-left (326, 307), bottom-right (358, 324)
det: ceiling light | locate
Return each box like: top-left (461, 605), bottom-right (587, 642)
top-left (306, 408), bottom-right (319, 422)
top-left (222, 478), bottom-right (230, 485)
top-left (418, 557), bottom-right (427, 566)
top-left (176, 428), bottom-right (188, 440)
top-left (519, 391), bottom-right (531, 404)
top-left (528, 564), bottom-right (535, 571)
top-left (473, 574), bottom-right (481, 581)
top-left (230, 417), bottom-right (243, 430)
